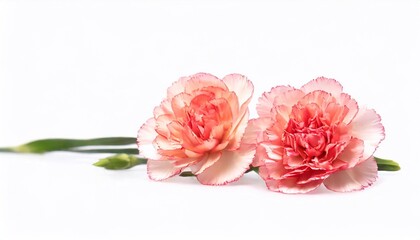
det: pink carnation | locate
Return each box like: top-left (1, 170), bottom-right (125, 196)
top-left (137, 73), bottom-right (255, 185)
top-left (244, 77), bottom-right (385, 193)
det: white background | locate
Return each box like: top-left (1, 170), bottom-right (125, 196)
top-left (1, 0), bottom-right (420, 239)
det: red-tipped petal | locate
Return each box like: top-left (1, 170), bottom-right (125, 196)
top-left (336, 138), bottom-right (364, 168)
top-left (257, 85), bottom-right (296, 118)
top-left (189, 152), bottom-right (222, 175)
top-left (137, 118), bottom-right (164, 160)
top-left (264, 177), bottom-right (324, 194)
top-left (167, 76), bottom-right (189, 99)
top-left (222, 74), bottom-right (254, 108)
top-left (300, 77), bottom-right (343, 97)
top-left (196, 146), bottom-right (255, 185)
top-left (324, 156), bottom-right (378, 192)
top-left (338, 93), bottom-right (359, 124)
top-left (349, 108), bottom-right (385, 161)
top-left (147, 160), bottom-right (184, 181)
top-left (226, 109), bottom-right (249, 151)
top-left (153, 99), bottom-right (173, 118)
top-left (185, 73), bottom-right (227, 93)
top-left (241, 117), bottom-right (272, 146)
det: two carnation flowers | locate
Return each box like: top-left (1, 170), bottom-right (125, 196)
top-left (0, 73), bottom-right (400, 194)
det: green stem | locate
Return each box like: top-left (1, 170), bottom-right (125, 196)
top-left (0, 147), bottom-right (13, 153)
top-left (3, 137), bottom-right (137, 154)
top-left (374, 157), bottom-right (400, 171)
top-left (67, 148), bottom-right (139, 154)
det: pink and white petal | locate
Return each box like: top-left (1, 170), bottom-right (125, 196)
top-left (137, 118), bottom-right (157, 144)
top-left (298, 90), bottom-right (337, 110)
top-left (167, 76), bottom-right (189, 99)
top-left (147, 160), bottom-right (184, 181)
top-left (336, 138), bottom-right (364, 168)
top-left (155, 114), bottom-right (173, 138)
top-left (189, 138), bottom-right (220, 153)
top-left (222, 74), bottom-right (254, 108)
top-left (263, 161), bottom-right (289, 180)
top-left (264, 177), bottom-right (324, 194)
top-left (190, 152), bottom-right (222, 175)
top-left (272, 89), bottom-right (306, 112)
top-left (227, 106), bottom-right (251, 150)
top-left (257, 85), bottom-right (296, 118)
top-left (153, 99), bottom-right (173, 118)
top-left (222, 75), bottom-right (254, 146)
top-left (171, 92), bottom-right (193, 118)
top-left (349, 108), bottom-right (385, 161)
top-left (338, 93), bottom-right (359, 124)
top-left (300, 77), bottom-right (343, 97)
top-left (241, 117), bottom-right (273, 146)
top-left (226, 109), bottom-right (249, 150)
top-left (324, 156), bottom-right (378, 192)
top-left (196, 146), bottom-right (255, 185)
top-left (173, 156), bottom-right (200, 168)
top-left (185, 73), bottom-right (227, 93)
top-left (154, 135), bottom-right (182, 151)
top-left (253, 144), bottom-right (268, 167)
top-left (137, 118), bottom-right (164, 160)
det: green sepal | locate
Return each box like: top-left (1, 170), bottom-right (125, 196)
top-left (180, 171), bottom-right (195, 177)
top-left (93, 154), bottom-right (146, 170)
top-left (375, 157), bottom-right (401, 171)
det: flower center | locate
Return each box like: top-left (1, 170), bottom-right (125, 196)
top-left (282, 104), bottom-right (339, 168)
top-left (186, 103), bottom-right (218, 140)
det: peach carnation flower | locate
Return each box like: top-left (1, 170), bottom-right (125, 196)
top-left (244, 77), bottom-right (385, 193)
top-left (137, 73), bottom-right (255, 185)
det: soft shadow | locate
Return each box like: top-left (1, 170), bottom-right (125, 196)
top-left (306, 184), bottom-right (331, 195)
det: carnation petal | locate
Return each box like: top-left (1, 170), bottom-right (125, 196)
top-left (264, 177), bottom-right (323, 194)
top-left (257, 85), bottom-right (296, 118)
top-left (336, 138), bottom-right (364, 168)
top-left (155, 114), bottom-right (173, 138)
top-left (190, 152), bottom-right (222, 175)
top-left (137, 118), bottom-right (164, 160)
top-left (297, 90), bottom-right (337, 110)
top-left (324, 156), bottom-right (378, 192)
top-left (171, 92), bottom-right (193, 119)
top-left (242, 117), bottom-right (272, 146)
top-left (167, 76), bottom-right (189, 99)
top-left (223, 74), bottom-right (254, 108)
top-left (196, 146), bottom-right (255, 185)
top-left (339, 93), bottom-right (359, 124)
top-left (263, 161), bottom-right (288, 180)
top-left (226, 109), bottom-right (249, 150)
top-left (253, 144), bottom-right (268, 167)
top-left (147, 160), bottom-right (184, 181)
top-left (185, 73), bottom-right (227, 93)
top-left (272, 89), bottom-right (306, 114)
top-left (153, 99), bottom-right (173, 118)
top-left (349, 108), bottom-right (385, 161)
top-left (300, 77), bottom-right (343, 97)
top-left (223, 74), bottom-right (254, 150)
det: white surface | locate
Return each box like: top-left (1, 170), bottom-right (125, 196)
top-left (1, 0), bottom-right (419, 239)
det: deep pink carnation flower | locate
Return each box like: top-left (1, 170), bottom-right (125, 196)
top-left (243, 77), bottom-right (385, 193)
